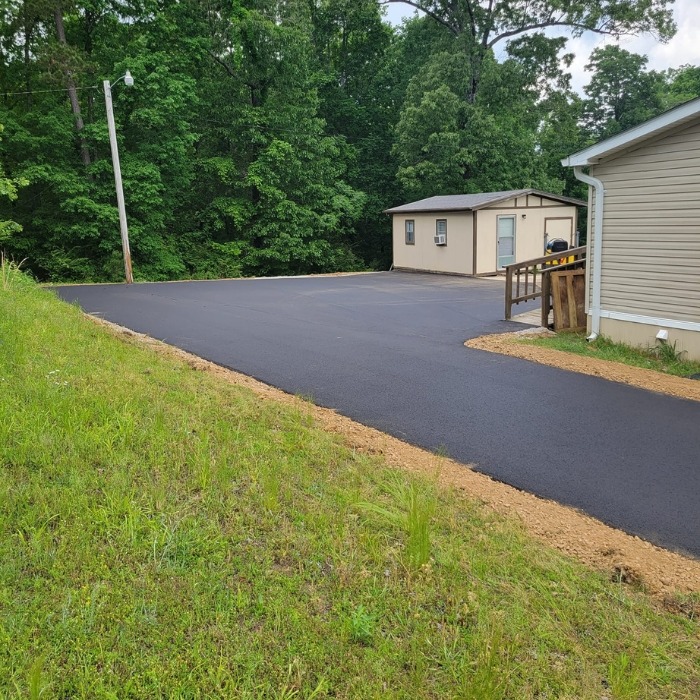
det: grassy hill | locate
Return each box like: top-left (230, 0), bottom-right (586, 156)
top-left (1, 265), bottom-right (698, 698)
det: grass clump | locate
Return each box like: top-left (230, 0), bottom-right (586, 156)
top-left (347, 605), bottom-right (376, 645)
top-left (0, 252), bottom-right (28, 291)
top-left (1, 272), bottom-right (700, 698)
top-left (357, 476), bottom-right (436, 570)
top-left (525, 331), bottom-right (700, 378)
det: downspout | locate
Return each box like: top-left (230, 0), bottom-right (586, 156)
top-left (572, 166), bottom-right (605, 340)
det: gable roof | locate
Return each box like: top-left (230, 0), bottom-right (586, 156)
top-left (384, 189), bottom-right (585, 214)
top-left (562, 96), bottom-right (700, 167)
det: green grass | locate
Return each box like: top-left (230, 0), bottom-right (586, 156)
top-left (524, 331), bottom-right (700, 378)
top-left (1, 271), bottom-right (700, 698)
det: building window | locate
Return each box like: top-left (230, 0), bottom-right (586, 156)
top-left (405, 219), bottom-right (415, 245)
top-left (435, 219), bottom-right (447, 245)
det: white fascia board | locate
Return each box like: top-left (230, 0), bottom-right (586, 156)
top-left (589, 309), bottom-right (700, 333)
top-left (561, 97), bottom-right (700, 167)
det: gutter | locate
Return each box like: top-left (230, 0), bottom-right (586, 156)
top-left (571, 166), bottom-right (605, 340)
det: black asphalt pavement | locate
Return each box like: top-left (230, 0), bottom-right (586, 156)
top-left (54, 272), bottom-right (700, 556)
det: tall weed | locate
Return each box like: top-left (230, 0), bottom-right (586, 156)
top-left (0, 252), bottom-right (28, 291)
top-left (357, 475), bottom-right (436, 569)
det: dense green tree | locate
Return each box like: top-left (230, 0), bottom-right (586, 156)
top-left (582, 45), bottom-right (664, 139)
top-left (0, 0), bottom-right (367, 279)
top-left (660, 64), bottom-right (700, 109)
top-left (537, 91), bottom-right (588, 201)
top-left (192, 1), bottom-right (366, 275)
top-left (0, 123), bottom-right (28, 244)
top-left (381, 0), bottom-right (675, 102)
top-left (310, 0), bottom-right (398, 268)
top-left (0, 0), bottom-right (689, 282)
top-left (392, 22), bottom-right (574, 200)
top-left (0, 0), bottom-right (204, 280)
top-left (387, 0), bottom-right (674, 206)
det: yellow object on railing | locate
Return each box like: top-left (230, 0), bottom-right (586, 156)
top-left (544, 238), bottom-right (573, 266)
top-left (544, 254), bottom-right (575, 266)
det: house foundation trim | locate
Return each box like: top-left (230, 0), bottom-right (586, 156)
top-left (591, 310), bottom-right (700, 333)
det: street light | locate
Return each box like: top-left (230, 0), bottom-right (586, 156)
top-left (104, 70), bottom-right (134, 283)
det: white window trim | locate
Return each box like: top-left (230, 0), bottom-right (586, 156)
top-left (405, 219), bottom-right (415, 245)
top-left (496, 214), bottom-right (516, 269)
top-left (436, 219), bottom-right (447, 242)
top-left (592, 309), bottom-right (700, 333)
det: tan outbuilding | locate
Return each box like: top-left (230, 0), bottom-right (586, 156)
top-left (385, 190), bottom-right (584, 276)
top-left (563, 97), bottom-right (700, 362)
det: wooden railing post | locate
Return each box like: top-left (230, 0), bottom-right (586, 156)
top-left (501, 246), bottom-right (586, 324)
top-left (505, 264), bottom-right (513, 320)
top-left (541, 270), bottom-right (551, 328)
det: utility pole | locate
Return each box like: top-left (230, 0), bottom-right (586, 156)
top-left (104, 72), bottom-right (134, 284)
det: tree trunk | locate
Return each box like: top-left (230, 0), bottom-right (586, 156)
top-left (465, 50), bottom-right (482, 104)
top-left (54, 5), bottom-right (92, 170)
top-left (23, 1), bottom-right (33, 109)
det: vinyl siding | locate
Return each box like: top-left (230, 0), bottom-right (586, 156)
top-left (589, 119), bottom-right (700, 324)
top-left (391, 212), bottom-right (474, 275)
top-left (476, 203), bottom-right (577, 274)
top-left (391, 198), bottom-right (578, 275)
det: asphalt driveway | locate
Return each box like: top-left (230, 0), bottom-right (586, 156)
top-left (54, 272), bottom-right (700, 556)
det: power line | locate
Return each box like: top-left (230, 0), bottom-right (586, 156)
top-left (0, 85), bottom-right (98, 97)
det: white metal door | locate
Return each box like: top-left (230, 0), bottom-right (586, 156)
top-left (497, 216), bottom-right (516, 268)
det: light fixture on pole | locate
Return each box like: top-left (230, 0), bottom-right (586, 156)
top-left (104, 70), bottom-right (134, 283)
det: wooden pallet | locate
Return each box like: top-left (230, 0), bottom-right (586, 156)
top-left (550, 269), bottom-right (586, 331)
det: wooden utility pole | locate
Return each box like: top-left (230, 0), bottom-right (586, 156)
top-left (104, 77), bottom-right (134, 284)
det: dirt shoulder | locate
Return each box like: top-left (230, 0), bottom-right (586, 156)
top-left (466, 331), bottom-right (700, 403)
top-left (92, 317), bottom-right (700, 602)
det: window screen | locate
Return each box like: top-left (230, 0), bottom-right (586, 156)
top-left (436, 219), bottom-right (447, 241)
top-left (405, 220), bottom-right (415, 245)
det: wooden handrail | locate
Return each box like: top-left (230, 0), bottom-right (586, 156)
top-left (505, 246), bottom-right (586, 323)
top-left (504, 246), bottom-right (586, 272)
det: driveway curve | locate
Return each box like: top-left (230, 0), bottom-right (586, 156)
top-left (55, 272), bottom-right (700, 557)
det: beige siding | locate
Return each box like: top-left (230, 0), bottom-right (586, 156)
top-left (586, 188), bottom-right (593, 313)
top-left (589, 119), bottom-right (700, 325)
top-left (544, 217), bottom-right (574, 241)
top-left (392, 212), bottom-right (473, 275)
top-left (476, 203), bottom-right (578, 274)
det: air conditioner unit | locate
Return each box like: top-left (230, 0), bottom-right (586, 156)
top-left (434, 234), bottom-right (446, 246)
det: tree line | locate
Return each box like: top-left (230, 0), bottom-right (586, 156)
top-left (0, 0), bottom-right (696, 282)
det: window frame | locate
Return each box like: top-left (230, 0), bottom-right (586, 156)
top-left (405, 219), bottom-right (415, 245)
top-left (436, 219), bottom-right (447, 244)
top-left (496, 214), bottom-right (516, 268)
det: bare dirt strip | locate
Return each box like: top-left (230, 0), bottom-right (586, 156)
top-left (92, 317), bottom-right (700, 605)
top-left (467, 331), bottom-right (700, 403)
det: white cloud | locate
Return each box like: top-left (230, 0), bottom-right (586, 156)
top-left (626, 0), bottom-right (700, 70)
top-left (383, 2), bottom-right (423, 25)
top-left (567, 35), bottom-right (601, 95)
top-left (568, 0), bottom-right (700, 94)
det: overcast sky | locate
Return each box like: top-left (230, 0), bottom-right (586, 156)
top-left (384, 0), bottom-right (700, 94)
